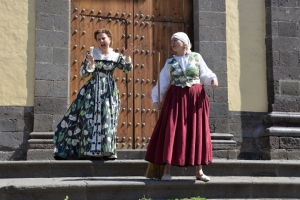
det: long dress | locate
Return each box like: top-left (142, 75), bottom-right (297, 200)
top-left (53, 48), bottom-right (133, 159)
top-left (145, 52), bottom-right (217, 166)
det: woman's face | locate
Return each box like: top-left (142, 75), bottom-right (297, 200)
top-left (171, 38), bottom-right (185, 53)
top-left (96, 33), bottom-right (111, 52)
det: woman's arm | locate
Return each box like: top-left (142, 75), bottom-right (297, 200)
top-left (80, 51), bottom-right (95, 78)
top-left (152, 61), bottom-right (171, 103)
top-left (115, 54), bottom-right (133, 73)
top-left (198, 53), bottom-right (218, 88)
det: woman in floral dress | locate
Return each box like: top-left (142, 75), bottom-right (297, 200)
top-left (145, 32), bottom-right (218, 181)
top-left (53, 29), bottom-right (133, 160)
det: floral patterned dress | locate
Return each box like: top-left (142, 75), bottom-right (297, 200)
top-left (53, 48), bottom-right (133, 159)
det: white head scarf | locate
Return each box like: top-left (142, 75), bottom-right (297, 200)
top-left (171, 32), bottom-right (192, 53)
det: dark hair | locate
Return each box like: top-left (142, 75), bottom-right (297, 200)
top-left (94, 29), bottom-right (113, 46)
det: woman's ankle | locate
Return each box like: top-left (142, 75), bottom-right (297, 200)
top-left (164, 164), bottom-right (171, 174)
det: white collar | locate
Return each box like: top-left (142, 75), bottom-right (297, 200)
top-left (93, 48), bottom-right (120, 61)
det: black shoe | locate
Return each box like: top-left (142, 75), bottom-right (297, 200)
top-left (103, 156), bottom-right (116, 161)
top-left (54, 155), bottom-right (67, 160)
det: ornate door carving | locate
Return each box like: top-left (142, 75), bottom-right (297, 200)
top-left (71, 0), bottom-right (192, 150)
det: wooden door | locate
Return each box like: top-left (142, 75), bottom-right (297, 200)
top-left (70, 0), bottom-right (193, 150)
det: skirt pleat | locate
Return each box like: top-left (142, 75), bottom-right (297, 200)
top-left (145, 84), bottom-right (212, 166)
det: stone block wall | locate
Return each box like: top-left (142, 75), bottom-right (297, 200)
top-left (260, 0), bottom-right (300, 160)
top-left (194, 0), bottom-right (229, 134)
top-left (260, 131), bottom-right (300, 160)
top-left (34, 0), bottom-right (70, 132)
top-left (0, 107), bottom-right (33, 160)
top-left (229, 112), bottom-right (267, 159)
top-left (265, 0), bottom-right (300, 112)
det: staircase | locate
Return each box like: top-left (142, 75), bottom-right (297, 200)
top-left (19, 118), bottom-right (300, 199)
top-left (0, 159), bottom-right (300, 200)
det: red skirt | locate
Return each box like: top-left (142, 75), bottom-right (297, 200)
top-left (145, 84), bottom-right (212, 166)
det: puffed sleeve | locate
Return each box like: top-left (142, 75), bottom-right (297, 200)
top-left (116, 54), bottom-right (133, 73)
top-left (198, 53), bottom-right (218, 85)
top-left (80, 51), bottom-right (95, 78)
top-left (152, 61), bottom-right (171, 103)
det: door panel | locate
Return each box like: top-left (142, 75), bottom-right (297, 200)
top-left (71, 0), bottom-right (193, 150)
top-left (132, 3), bottom-right (154, 149)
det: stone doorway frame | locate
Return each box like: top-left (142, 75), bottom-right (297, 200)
top-left (34, 0), bottom-right (230, 146)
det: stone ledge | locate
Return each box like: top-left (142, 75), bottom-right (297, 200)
top-left (264, 112), bottom-right (300, 125)
top-left (28, 143), bottom-right (54, 149)
top-left (212, 140), bottom-right (236, 144)
top-left (30, 132), bottom-right (233, 140)
top-left (260, 127), bottom-right (300, 137)
top-left (211, 133), bottom-right (234, 140)
top-left (30, 132), bottom-right (54, 139)
top-left (28, 139), bottom-right (53, 144)
top-left (30, 132), bottom-right (235, 140)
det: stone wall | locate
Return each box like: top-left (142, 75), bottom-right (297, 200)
top-left (34, 0), bottom-right (70, 132)
top-left (258, 0), bottom-right (300, 160)
top-left (265, 0), bottom-right (300, 112)
top-left (229, 112), bottom-right (267, 160)
top-left (193, 0), bottom-right (229, 134)
top-left (228, 0), bottom-right (300, 161)
top-left (0, 107), bottom-right (33, 160)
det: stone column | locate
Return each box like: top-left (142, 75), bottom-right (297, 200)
top-left (265, 0), bottom-right (300, 111)
top-left (193, 0), bottom-right (229, 133)
top-left (193, 0), bottom-right (235, 159)
top-left (34, 0), bottom-right (71, 132)
top-left (262, 0), bottom-right (300, 160)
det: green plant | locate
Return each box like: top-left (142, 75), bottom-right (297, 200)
top-left (64, 196), bottom-right (69, 200)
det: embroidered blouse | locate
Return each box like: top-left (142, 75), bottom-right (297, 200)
top-left (152, 52), bottom-right (217, 102)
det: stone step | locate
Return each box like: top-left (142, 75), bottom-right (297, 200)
top-left (29, 132), bottom-right (236, 140)
top-left (1, 159), bottom-right (299, 179)
top-left (26, 149), bottom-right (149, 160)
top-left (211, 133), bottom-right (234, 140)
top-left (29, 132), bottom-right (53, 139)
top-left (0, 176), bottom-right (299, 200)
top-left (27, 138), bottom-right (236, 148)
top-left (27, 148), bottom-right (238, 160)
top-left (27, 132), bottom-right (237, 160)
top-left (27, 132), bottom-right (236, 150)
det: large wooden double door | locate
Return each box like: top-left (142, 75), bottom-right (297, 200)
top-left (70, 0), bottom-right (193, 150)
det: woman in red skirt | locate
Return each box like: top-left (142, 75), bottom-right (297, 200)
top-left (145, 32), bottom-right (218, 182)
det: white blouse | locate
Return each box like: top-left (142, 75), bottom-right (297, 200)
top-left (80, 48), bottom-right (123, 76)
top-left (152, 53), bottom-right (217, 103)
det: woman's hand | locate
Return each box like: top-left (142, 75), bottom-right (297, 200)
top-left (211, 77), bottom-right (218, 89)
top-left (122, 44), bottom-right (135, 62)
top-left (86, 53), bottom-right (94, 69)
